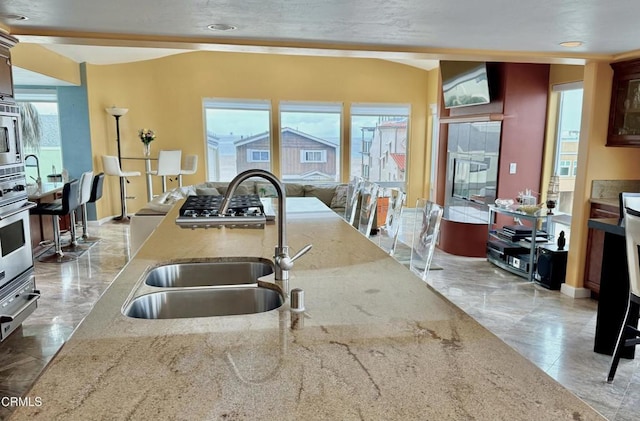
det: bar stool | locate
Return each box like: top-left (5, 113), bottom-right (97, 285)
top-left (607, 196), bottom-right (640, 382)
top-left (62, 171), bottom-right (93, 253)
top-left (409, 198), bottom-right (444, 283)
top-left (80, 172), bottom-right (105, 243)
top-left (357, 181), bottom-right (379, 238)
top-left (344, 176), bottom-right (363, 226)
top-left (178, 154), bottom-right (198, 187)
top-left (102, 155), bottom-right (141, 221)
top-left (376, 188), bottom-right (406, 255)
top-left (30, 179), bottom-right (80, 263)
top-left (148, 150), bottom-right (182, 193)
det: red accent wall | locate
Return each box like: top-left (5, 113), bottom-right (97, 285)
top-left (497, 63), bottom-right (550, 203)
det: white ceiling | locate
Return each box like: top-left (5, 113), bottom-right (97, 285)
top-left (5, 0), bottom-right (640, 85)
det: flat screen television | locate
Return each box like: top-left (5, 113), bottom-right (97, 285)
top-left (441, 61), bottom-right (491, 109)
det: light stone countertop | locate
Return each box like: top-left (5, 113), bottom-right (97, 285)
top-left (11, 198), bottom-right (605, 420)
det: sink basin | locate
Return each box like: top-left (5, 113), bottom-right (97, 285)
top-left (144, 259), bottom-right (274, 288)
top-left (123, 287), bottom-right (283, 319)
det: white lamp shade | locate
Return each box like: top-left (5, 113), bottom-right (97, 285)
top-left (105, 106), bottom-right (129, 117)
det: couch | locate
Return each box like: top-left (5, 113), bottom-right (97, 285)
top-left (129, 181), bottom-right (348, 255)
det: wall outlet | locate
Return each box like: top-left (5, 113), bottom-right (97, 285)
top-left (509, 163), bottom-right (517, 174)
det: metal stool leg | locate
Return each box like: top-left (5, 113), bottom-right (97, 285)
top-left (62, 209), bottom-right (89, 253)
top-left (38, 215), bottom-right (77, 263)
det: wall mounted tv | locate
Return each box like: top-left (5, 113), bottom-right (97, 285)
top-left (441, 61), bottom-right (491, 109)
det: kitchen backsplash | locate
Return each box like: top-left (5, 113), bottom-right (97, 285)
top-left (591, 180), bottom-right (640, 199)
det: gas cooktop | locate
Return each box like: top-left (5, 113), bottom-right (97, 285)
top-left (175, 194), bottom-right (268, 228)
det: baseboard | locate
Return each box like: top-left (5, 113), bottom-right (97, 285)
top-left (560, 283), bottom-right (592, 299)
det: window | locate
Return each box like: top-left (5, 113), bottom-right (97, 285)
top-left (350, 103), bottom-right (410, 189)
top-left (279, 101), bottom-right (341, 182)
top-left (248, 149), bottom-right (270, 162)
top-left (558, 160), bottom-right (572, 176)
top-left (203, 99), bottom-right (271, 181)
top-left (301, 150), bottom-right (326, 163)
top-left (14, 88), bottom-right (63, 185)
top-left (550, 82), bottom-right (583, 242)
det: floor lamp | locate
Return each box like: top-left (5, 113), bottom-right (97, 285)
top-left (105, 106), bottom-right (129, 220)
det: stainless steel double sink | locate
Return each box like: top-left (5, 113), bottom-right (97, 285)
top-left (123, 258), bottom-right (284, 319)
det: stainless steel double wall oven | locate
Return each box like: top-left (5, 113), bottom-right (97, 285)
top-left (0, 103), bottom-right (40, 341)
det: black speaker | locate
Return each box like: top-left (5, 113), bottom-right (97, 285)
top-left (535, 245), bottom-right (568, 290)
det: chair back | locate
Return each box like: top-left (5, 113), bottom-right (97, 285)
top-left (623, 196), bottom-right (640, 297)
top-left (377, 188), bottom-right (406, 255)
top-left (78, 171), bottom-right (94, 205)
top-left (410, 198), bottom-right (443, 282)
top-left (156, 150), bottom-right (182, 176)
top-left (101, 155), bottom-right (122, 177)
top-left (181, 154), bottom-right (198, 174)
top-left (344, 176), bottom-right (363, 225)
top-left (620, 192), bottom-right (640, 219)
top-left (357, 181), bottom-right (379, 238)
top-left (60, 179), bottom-right (81, 215)
top-left (89, 173), bottom-right (105, 203)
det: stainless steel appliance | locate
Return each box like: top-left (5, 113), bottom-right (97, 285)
top-left (175, 194), bottom-right (268, 228)
top-left (0, 104), bottom-right (40, 341)
top-left (0, 105), bottom-right (20, 166)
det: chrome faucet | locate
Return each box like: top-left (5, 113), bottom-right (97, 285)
top-left (219, 169), bottom-right (312, 295)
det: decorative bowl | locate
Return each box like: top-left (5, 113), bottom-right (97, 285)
top-left (517, 204), bottom-right (543, 215)
top-left (495, 198), bottom-right (514, 209)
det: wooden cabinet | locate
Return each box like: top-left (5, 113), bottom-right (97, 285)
top-left (584, 202), bottom-right (619, 297)
top-left (608, 59), bottom-right (640, 147)
top-left (0, 46), bottom-right (13, 101)
top-left (0, 33), bottom-right (17, 103)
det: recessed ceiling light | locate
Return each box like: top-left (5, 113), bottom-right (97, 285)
top-left (560, 41), bottom-right (583, 48)
top-left (207, 24), bottom-right (237, 32)
top-left (0, 14), bottom-right (28, 21)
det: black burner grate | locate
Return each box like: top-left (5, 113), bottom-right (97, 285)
top-left (179, 194), bottom-right (264, 217)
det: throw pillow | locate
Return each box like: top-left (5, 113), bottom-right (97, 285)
top-left (330, 184), bottom-right (349, 208)
top-left (304, 185), bottom-right (336, 207)
top-left (195, 186), bottom-right (220, 196)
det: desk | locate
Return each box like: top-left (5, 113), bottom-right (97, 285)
top-left (588, 217), bottom-right (636, 359)
top-left (27, 182), bottom-right (66, 250)
top-left (122, 156), bottom-right (156, 202)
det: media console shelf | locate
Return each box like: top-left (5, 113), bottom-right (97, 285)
top-left (486, 205), bottom-right (557, 282)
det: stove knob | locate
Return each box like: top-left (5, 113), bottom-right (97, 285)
top-left (14, 184), bottom-right (25, 191)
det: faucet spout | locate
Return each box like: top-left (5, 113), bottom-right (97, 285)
top-left (220, 169), bottom-right (311, 295)
top-left (220, 169), bottom-right (287, 251)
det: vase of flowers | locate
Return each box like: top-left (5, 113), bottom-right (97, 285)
top-left (138, 128), bottom-right (156, 156)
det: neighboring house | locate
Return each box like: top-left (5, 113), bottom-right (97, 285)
top-left (364, 117), bottom-right (408, 182)
top-left (205, 132), bottom-right (221, 181)
top-left (235, 127), bottom-right (338, 182)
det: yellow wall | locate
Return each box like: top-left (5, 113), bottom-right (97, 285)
top-left (11, 43), bottom-right (81, 85)
top-left (85, 51), bottom-right (431, 219)
top-left (565, 61), bottom-right (640, 290)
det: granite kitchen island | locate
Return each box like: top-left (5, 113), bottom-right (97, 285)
top-left (10, 198), bottom-right (604, 420)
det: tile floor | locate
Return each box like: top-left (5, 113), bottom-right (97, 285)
top-left (0, 219), bottom-right (639, 420)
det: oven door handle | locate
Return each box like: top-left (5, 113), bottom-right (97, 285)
top-left (0, 201), bottom-right (36, 220)
top-left (0, 290), bottom-right (40, 323)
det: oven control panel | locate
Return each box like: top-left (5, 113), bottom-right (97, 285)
top-left (0, 172), bottom-right (27, 208)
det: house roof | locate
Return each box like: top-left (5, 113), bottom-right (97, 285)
top-left (390, 153), bottom-right (406, 171)
top-left (234, 127), bottom-right (337, 149)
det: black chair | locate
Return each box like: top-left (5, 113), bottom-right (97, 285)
top-left (607, 198), bottom-right (640, 382)
top-left (80, 172), bottom-right (104, 243)
top-left (62, 171), bottom-right (93, 253)
top-left (30, 179), bottom-right (80, 263)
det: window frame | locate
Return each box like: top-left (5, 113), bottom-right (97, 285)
top-left (248, 149), bottom-right (270, 162)
top-left (300, 149), bottom-right (327, 163)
